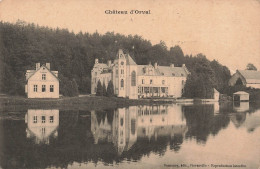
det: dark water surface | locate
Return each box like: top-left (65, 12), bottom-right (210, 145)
top-left (0, 102), bottom-right (259, 169)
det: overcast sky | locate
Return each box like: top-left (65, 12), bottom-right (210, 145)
top-left (0, 0), bottom-right (259, 72)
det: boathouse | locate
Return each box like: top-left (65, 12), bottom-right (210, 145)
top-left (233, 91), bottom-right (249, 102)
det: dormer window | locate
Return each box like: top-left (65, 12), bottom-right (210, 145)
top-left (181, 73), bottom-right (184, 76)
top-left (162, 80), bottom-right (165, 85)
top-left (42, 74), bottom-right (46, 80)
top-left (172, 73), bottom-right (175, 76)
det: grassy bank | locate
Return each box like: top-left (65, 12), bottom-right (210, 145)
top-left (0, 95), bottom-right (151, 111)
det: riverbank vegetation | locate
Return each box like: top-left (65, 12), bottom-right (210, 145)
top-left (0, 95), bottom-right (151, 111)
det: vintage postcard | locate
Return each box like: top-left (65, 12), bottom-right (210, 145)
top-left (0, 0), bottom-right (259, 169)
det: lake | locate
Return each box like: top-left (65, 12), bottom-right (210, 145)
top-left (0, 102), bottom-right (259, 169)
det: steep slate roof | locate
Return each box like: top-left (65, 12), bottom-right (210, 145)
top-left (126, 54), bottom-right (137, 65)
top-left (137, 65), bottom-right (189, 77)
top-left (238, 70), bottom-right (260, 83)
top-left (27, 65), bottom-right (59, 81)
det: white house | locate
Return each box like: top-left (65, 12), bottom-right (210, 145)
top-left (25, 63), bottom-right (59, 98)
top-left (91, 49), bottom-right (190, 99)
top-left (25, 109), bottom-right (59, 144)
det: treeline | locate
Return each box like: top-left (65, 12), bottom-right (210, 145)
top-left (0, 20), bottom-right (231, 97)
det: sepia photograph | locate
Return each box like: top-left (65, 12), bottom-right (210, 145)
top-left (0, 0), bottom-right (259, 169)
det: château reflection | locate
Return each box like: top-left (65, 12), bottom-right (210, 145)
top-left (25, 109), bottom-right (59, 144)
top-left (1, 104), bottom-right (260, 169)
top-left (91, 105), bottom-right (187, 154)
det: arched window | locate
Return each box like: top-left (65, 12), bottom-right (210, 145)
top-left (121, 79), bottom-right (124, 88)
top-left (131, 71), bottom-right (136, 86)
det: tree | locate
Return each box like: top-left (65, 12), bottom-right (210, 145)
top-left (106, 80), bottom-right (114, 97)
top-left (96, 80), bottom-right (103, 96)
top-left (72, 79), bottom-right (79, 96)
top-left (169, 45), bottom-right (184, 66)
top-left (246, 63), bottom-right (257, 71)
top-left (102, 81), bottom-right (107, 96)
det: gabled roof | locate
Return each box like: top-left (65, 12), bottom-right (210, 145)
top-left (237, 70), bottom-right (260, 83)
top-left (158, 66), bottom-right (188, 77)
top-left (27, 65), bottom-right (59, 81)
top-left (137, 65), bottom-right (189, 77)
top-left (126, 54), bottom-right (137, 65)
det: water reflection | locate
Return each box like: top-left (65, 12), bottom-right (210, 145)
top-left (91, 105), bottom-right (187, 155)
top-left (233, 102), bottom-right (250, 113)
top-left (0, 103), bottom-right (259, 169)
top-left (25, 109), bottom-right (59, 144)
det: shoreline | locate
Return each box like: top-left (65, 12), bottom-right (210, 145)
top-left (1, 95), bottom-right (257, 112)
top-left (0, 95), bottom-right (152, 111)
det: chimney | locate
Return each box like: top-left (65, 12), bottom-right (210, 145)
top-left (170, 63), bottom-right (174, 68)
top-left (36, 63), bottom-right (40, 70)
top-left (95, 59), bottom-right (99, 64)
top-left (107, 60), bottom-right (111, 67)
top-left (154, 62), bottom-right (158, 69)
top-left (46, 63), bottom-right (50, 69)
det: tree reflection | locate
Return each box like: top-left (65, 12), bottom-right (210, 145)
top-left (183, 104), bottom-right (230, 143)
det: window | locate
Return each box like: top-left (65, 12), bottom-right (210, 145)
top-left (121, 79), bottom-right (124, 88)
top-left (42, 116), bottom-right (45, 123)
top-left (142, 79), bottom-right (145, 84)
top-left (50, 85), bottom-right (54, 92)
top-left (120, 118), bottom-right (124, 126)
top-left (50, 116), bottom-right (54, 123)
top-left (121, 61), bottom-right (124, 65)
top-left (150, 79), bottom-right (153, 84)
top-left (161, 87), bottom-right (166, 93)
top-left (95, 72), bottom-right (97, 76)
top-left (121, 69), bottom-right (124, 74)
top-left (42, 74), bottom-right (46, 80)
top-left (131, 119), bottom-right (136, 135)
top-left (33, 116), bottom-right (37, 123)
top-left (116, 69), bottom-right (118, 75)
top-left (131, 71), bottom-right (136, 86)
top-left (162, 80), bottom-right (165, 85)
top-left (33, 85), bottom-right (37, 92)
top-left (42, 85), bottom-right (46, 92)
top-left (172, 73), bottom-right (175, 76)
top-left (41, 128), bottom-right (45, 134)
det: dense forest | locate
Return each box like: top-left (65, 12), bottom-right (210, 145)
top-left (0, 20), bottom-right (231, 98)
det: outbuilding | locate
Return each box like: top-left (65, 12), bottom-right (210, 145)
top-left (233, 91), bottom-right (249, 102)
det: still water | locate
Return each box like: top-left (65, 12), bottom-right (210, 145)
top-left (0, 102), bottom-right (259, 169)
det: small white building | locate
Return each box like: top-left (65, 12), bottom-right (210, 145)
top-left (25, 63), bottom-right (59, 98)
top-left (233, 91), bottom-right (249, 102)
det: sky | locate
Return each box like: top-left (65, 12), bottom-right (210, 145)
top-left (0, 0), bottom-right (259, 72)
